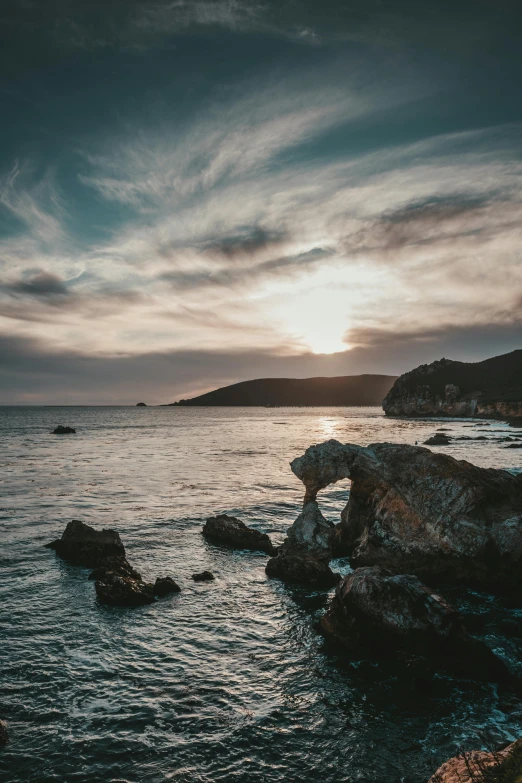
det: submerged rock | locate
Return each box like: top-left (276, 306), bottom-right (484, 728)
top-left (52, 425), bottom-right (76, 434)
top-left (427, 739), bottom-right (521, 783)
top-left (192, 570), bottom-right (214, 582)
top-left (203, 514), bottom-right (275, 554)
top-left (265, 501), bottom-right (339, 587)
top-left (154, 576), bottom-right (181, 596)
top-left (291, 440), bottom-right (522, 590)
top-left (320, 566), bottom-right (512, 683)
top-left (424, 433), bottom-right (451, 445)
top-left (0, 720), bottom-right (8, 746)
top-left (45, 520), bottom-right (126, 568)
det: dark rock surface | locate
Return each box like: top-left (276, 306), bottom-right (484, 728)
top-left (45, 520), bottom-right (126, 567)
top-left (266, 551), bottom-right (339, 588)
top-left (383, 349), bottom-right (522, 420)
top-left (265, 501), bottom-right (339, 587)
top-left (95, 571), bottom-right (155, 606)
top-left (320, 566), bottom-right (512, 683)
top-left (203, 514), bottom-right (275, 554)
top-left (424, 433), bottom-right (451, 445)
top-left (136, 402), bottom-right (147, 406)
top-left (52, 425), bottom-right (76, 434)
top-left (0, 719), bottom-right (8, 746)
top-left (291, 440), bottom-right (522, 590)
top-left (154, 576), bottom-right (181, 596)
top-left (192, 571), bottom-right (215, 582)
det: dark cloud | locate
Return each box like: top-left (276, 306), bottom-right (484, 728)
top-left (203, 227), bottom-right (287, 259)
top-left (3, 272), bottom-right (69, 298)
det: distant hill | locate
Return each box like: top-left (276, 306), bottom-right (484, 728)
top-left (383, 349), bottom-right (522, 420)
top-left (167, 375), bottom-right (398, 407)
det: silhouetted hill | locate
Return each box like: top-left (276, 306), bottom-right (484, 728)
top-left (383, 349), bottom-right (522, 420)
top-left (167, 375), bottom-right (397, 407)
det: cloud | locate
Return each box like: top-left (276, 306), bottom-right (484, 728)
top-left (4, 271), bottom-right (70, 298)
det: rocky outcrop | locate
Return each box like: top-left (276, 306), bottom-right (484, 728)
top-left (320, 566), bottom-right (511, 683)
top-left (45, 520), bottom-right (126, 567)
top-left (203, 514), bottom-right (276, 554)
top-left (424, 433), bottom-right (451, 445)
top-left (192, 570), bottom-right (214, 581)
top-left (428, 739), bottom-right (521, 783)
top-left (0, 719), bottom-right (8, 746)
top-left (46, 521), bottom-right (181, 607)
top-left (94, 564), bottom-right (155, 607)
top-left (136, 402), bottom-right (147, 406)
top-left (383, 350), bottom-right (522, 420)
top-left (154, 576), bottom-right (181, 596)
top-left (52, 425), bottom-right (76, 434)
top-left (291, 440), bottom-right (522, 590)
top-left (265, 501), bottom-right (340, 587)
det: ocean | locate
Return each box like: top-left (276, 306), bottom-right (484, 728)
top-left (1, 405), bottom-right (522, 783)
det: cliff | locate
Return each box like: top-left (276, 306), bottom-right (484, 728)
top-left (167, 374), bottom-right (397, 407)
top-left (383, 349), bottom-right (522, 420)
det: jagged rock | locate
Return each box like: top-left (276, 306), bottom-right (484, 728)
top-left (266, 552), bottom-right (339, 588)
top-left (265, 501), bottom-right (339, 587)
top-left (320, 566), bottom-right (512, 683)
top-left (427, 739), bottom-right (521, 783)
top-left (0, 720), bottom-right (8, 746)
top-left (424, 433), bottom-right (451, 445)
top-left (88, 557), bottom-right (141, 582)
top-left (192, 571), bottom-right (214, 581)
top-left (291, 439), bottom-right (522, 589)
top-left (52, 425), bottom-right (76, 434)
top-left (95, 572), bottom-right (155, 606)
top-left (383, 350), bottom-right (522, 420)
top-left (203, 514), bottom-right (276, 554)
top-left (154, 576), bottom-right (181, 596)
top-left (45, 520), bottom-right (126, 567)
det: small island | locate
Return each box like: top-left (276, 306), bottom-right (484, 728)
top-left (136, 402), bottom-right (147, 407)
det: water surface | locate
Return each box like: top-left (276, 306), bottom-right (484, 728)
top-left (1, 406), bottom-right (522, 783)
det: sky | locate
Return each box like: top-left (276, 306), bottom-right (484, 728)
top-left (1, 0), bottom-right (522, 404)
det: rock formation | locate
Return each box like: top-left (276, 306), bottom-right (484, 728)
top-left (291, 440), bottom-right (522, 590)
top-left (192, 570), bottom-right (215, 581)
top-left (320, 566), bottom-right (511, 683)
top-left (45, 520), bottom-right (125, 567)
top-left (0, 719), bottom-right (8, 747)
top-left (265, 501), bottom-right (340, 587)
top-left (427, 739), bottom-right (521, 783)
top-left (383, 350), bottom-right (522, 420)
top-left (154, 576), bottom-right (181, 596)
top-left (46, 521), bottom-right (181, 606)
top-left (136, 402), bottom-right (147, 406)
top-left (203, 514), bottom-right (276, 554)
top-left (424, 433), bottom-right (451, 445)
top-left (52, 425), bottom-right (76, 434)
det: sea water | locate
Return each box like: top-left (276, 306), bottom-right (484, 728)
top-left (1, 406), bottom-right (522, 783)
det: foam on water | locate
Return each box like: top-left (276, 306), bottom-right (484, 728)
top-left (1, 406), bottom-right (522, 783)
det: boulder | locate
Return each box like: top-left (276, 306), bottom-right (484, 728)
top-left (154, 576), bottom-right (181, 596)
top-left (266, 552), bottom-right (339, 588)
top-left (95, 571), bottom-right (155, 607)
top-left (52, 425), bottom-right (76, 434)
top-left (192, 570), bottom-right (214, 582)
top-left (320, 566), bottom-right (512, 683)
top-left (265, 501), bottom-right (340, 587)
top-left (291, 440), bottom-right (522, 590)
top-left (203, 514), bottom-right (276, 554)
top-left (0, 720), bottom-right (8, 746)
top-left (424, 433), bottom-right (451, 445)
top-left (427, 739), bottom-right (521, 783)
top-left (87, 556), bottom-right (141, 582)
top-left (45, 520), bottom-right (126, 568)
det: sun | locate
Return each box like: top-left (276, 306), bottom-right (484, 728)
top-left (305, 331), bottom-right (349, 355)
